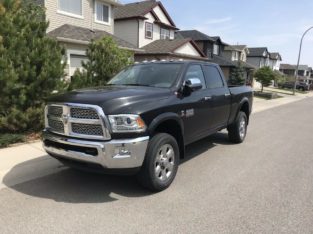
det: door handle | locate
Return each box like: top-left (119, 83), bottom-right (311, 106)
top-left (225, 93), bottom-right (231, 97)
top-left (204, 96), bottom-right (212, 101)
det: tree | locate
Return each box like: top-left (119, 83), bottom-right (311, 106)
top-left (229, 61), bottom-right (246, 86)
top-left (254, 66), bottom-right (275, 92)
top-left (0, 0), bottom-right (66, 133)
top-left (69, 37), bottom-right (133, 90)
top-left (273, 70), bottom-right (286, 87)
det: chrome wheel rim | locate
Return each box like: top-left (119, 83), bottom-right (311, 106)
top-left (239, 117), bottom-right (246, 139)
top-left (154, 144), bottom-right (175, 182)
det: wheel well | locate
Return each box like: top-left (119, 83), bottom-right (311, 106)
top-left (153, 120), bottom-right (185, 159)
top-left (240, 102), bottom-right (250, 123)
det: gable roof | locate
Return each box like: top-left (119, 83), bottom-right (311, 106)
top-left (280, 64), bottom-right (296, 70)
top-left (269, 52), bottom-right (282, 61)
top-left (247, 47), bottom-right (268, 57)
top-left (114, 0), bottom-right (176, 28)
top-left (177, 30), bottom-right (228, 45)
top-left (211, 55), bottom-right (256, 69)
top-left (280, 64), bottom-right (309, 71)
top-left (47, 24), bottom-right (139, 51)
top-left (140, 38), bottom-right (205, 56)
top-left (136, 38), bottom-right (208, 60)
top-left (176, 30), bottom-right (215, 42)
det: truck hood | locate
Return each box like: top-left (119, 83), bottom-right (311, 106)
top-left (48, 85), bottom-right (172, 114)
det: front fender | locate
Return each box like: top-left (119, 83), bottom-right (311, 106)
top-left (148, 112), bottom-right (184, 136)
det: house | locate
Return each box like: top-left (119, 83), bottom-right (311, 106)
top-left (280, 64), bottom-right (313, 85)
top-left (269, 52), bottom-right (282, 70)
top-left (36, 0), bottom-right (139, 78)
top-left (246, 47), bottom-right (270, 69)
top-left (114, 0), bottom-right (207, 61)
top-left (176, 30), bottom-right (256, 83)
top-left (223, 45), bottom-right (249, 62)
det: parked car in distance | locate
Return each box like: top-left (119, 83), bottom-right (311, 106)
top-left (42, 61), bottom-right (253, 191)
top-left (281, 81), bottom-right (309, 91)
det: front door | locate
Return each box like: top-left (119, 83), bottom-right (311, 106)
top-left (180, 64), bottom-right (214, 144)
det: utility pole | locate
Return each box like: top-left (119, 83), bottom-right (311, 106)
top-left (293, 26), bottom-right (313, 95)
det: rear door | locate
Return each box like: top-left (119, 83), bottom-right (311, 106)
top-left (202, 65), bottom-right (231, 129)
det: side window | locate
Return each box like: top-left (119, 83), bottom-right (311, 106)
top-left (184, 65), bottom-right (206, 89)
top-left (203, 66), bottom-right (224, 89)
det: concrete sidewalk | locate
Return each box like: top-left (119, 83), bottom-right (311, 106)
top-left (1, 92), bottom-right (313, 190)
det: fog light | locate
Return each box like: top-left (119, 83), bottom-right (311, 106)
top-left (113, 144), bottom-right (131, 158)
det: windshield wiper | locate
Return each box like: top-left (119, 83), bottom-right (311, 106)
top-left (123, 84), bottom-right (154, 87)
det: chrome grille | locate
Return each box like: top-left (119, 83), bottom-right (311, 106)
top-left (45, 103), bottom-right (110, 140)
top-left (48, 106), bottom-right (63, 117)
top-left (70, 108), bottom-right (99, 119)
top-left (48, 119), bottom-right (64, 133)
top-left (71, 123), bottom-right (103, 136)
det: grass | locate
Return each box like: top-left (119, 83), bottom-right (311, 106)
top-left (0, 133), bottom-right (26, 148)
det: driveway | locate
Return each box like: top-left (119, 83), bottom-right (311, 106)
top-left (0, 97), bottom-right (313, 233)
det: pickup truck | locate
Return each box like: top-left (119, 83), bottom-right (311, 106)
top-left (43, 61), bottom-right (253, 191)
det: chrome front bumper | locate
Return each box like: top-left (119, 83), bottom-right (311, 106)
top-left (42, 130), bottom-right (149, 169)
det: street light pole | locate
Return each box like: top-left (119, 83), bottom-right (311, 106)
top-left (293, 26), bottom-right (313, 95)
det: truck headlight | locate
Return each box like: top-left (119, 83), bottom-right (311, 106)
top-left (108, 114), bottom-right (146, 133)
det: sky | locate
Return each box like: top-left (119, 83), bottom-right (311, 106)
top-left (121, 0), bottom-right (313, 67)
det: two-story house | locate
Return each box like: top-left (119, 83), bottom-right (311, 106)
top-left (114, 0), bottom-right (207, 61)
top-left (36, 0), bottom-right (139, 78)
top-left (223, 45), bottom-right (250, 62)
top-left (176, 30), bottom-right (255, 83)
top-left (269, 52), bottom-right (282, 70)
top-left (246, 47), bottom-right (270, 69)
top-left (279, 64), bottom-right (313, 86)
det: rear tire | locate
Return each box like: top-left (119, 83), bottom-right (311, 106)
top-left (227, 111), bottom-right (247, 143)
top-left (137, 133), bottom-right (179, 192)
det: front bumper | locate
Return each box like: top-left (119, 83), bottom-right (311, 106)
top-left (42, 130), bottom-right (149, 169)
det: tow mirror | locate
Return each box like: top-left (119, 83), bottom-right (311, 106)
top-left (183, 78), bottom-right (203, 91)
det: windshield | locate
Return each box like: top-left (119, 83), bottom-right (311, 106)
top-left (108, 63), bottom-right (183, 88)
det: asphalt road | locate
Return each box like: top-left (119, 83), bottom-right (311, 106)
top-left (1, 97), bottom-right (313, 234)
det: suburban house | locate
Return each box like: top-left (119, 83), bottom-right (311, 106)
top-left (114, 0), bottom-right (207, 61)
top-left (176, 30), bottom-right (255, 83)
top-left (280, 64), bottom-right (313, 85)
top-left (36, 0), bottom-right (139, 78)
top-left (246, 47), bottom-right (270, 69)
top-left (269, 52), bottom-right (282, 70)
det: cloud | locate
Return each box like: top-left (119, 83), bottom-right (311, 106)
top-left (204, 17), bottom-right (232, 25)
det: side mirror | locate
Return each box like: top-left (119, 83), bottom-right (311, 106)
top-left (183, 78), bottom-right (203, 91)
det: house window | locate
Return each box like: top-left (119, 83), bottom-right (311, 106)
top-left (58, 0), bottom-right (82, 16)
top-left (232, 51), bottom-right (239, 61)
top-left (145, 22), bottom-right (153, 39)
top-left (213, 44), bottom-right (219, 55)
top-left (95, 1), bottom-right (110, 24)
top-left (160, 28), bottom-right (170, 39)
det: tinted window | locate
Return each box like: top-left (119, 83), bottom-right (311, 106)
top-left (203, 66), bottom-right (224, 89)
top-left (108, 63), bottom-right (182, 88)
top-left (184, 65), bottom-right (206, 89)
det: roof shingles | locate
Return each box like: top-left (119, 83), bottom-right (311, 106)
top-left (47, 24), bottom-right (137, 50)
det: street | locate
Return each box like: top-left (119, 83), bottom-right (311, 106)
top-left (1, 97), bottom-right (313, 234)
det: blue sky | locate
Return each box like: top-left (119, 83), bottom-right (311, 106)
top-left (121, 0), bottom-right (313, 67)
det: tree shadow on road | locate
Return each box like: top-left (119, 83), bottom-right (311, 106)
top-left (3, 132), bottom-right (230, 203)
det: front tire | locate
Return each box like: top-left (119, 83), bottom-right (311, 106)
top-left (228, 111), bottom-right (248, 143)
top-left (137, 133), bottom-right (179, 192)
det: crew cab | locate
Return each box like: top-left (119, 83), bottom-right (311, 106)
top-left (43, 61), bottom-right (253, 191)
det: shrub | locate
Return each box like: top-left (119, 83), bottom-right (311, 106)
top-left (0, 0), bottom-right (66, 133)
top-left (69, 37), bottom-right (133, 90)
top-left (254, 67), bottom-right (275, 92)
top-left (229, 61), bottom-right (246, 86)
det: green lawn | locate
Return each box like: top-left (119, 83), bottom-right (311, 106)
top-left (0, 133), bottom-right (26, 148)
top-left (260, 87), bottom-right (309, 95)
